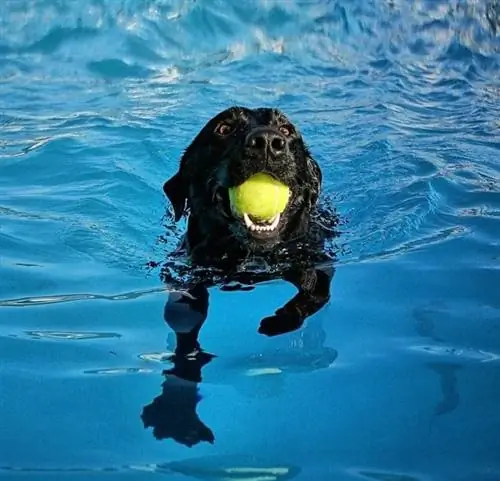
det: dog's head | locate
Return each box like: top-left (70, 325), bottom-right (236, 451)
top-left (163, 106), bottom-right (322, 253)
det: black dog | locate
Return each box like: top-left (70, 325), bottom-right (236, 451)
top-left (161, 106), bottom-right (337, 337)
top-left (163, 106), bottom-right (323, 261)
top-left (141, 107), bottom-right (338, 447)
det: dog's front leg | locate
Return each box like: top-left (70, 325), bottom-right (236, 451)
top-left (258, 266), bottom-right (334, 337)
top-left (163, 284), bottom-right (210, 356)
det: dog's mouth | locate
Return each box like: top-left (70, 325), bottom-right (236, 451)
top-left (240, 212), bottom-right (282, 239)
top-left (215, 187), bottom-right (284, 240)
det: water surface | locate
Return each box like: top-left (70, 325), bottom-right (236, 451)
top-left (1, 1), bottom-right (500, 480)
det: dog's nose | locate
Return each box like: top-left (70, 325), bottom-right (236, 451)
top-left (245, 128), bottom-right (286, 156)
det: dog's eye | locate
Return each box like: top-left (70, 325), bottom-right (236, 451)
top-left (215, 122), bottom-right (235, 136)
top-left (279, 125), bottom-right (293, 136)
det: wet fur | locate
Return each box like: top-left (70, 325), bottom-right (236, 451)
top-left (163, 106), bottom-right (323, 263)
top-left (162, 106), bottom-right (335, 338)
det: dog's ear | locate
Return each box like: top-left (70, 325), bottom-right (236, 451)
top-left (163, 171), bottom-right (188, 222)
top-left (163, 134), bottom-right (204, 222)
top-left (305, 155), bottom-right (322, 207)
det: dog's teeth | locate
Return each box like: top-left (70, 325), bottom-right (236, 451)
top-left (270, 213), bottom-right (280, 230)
top-left (243, 213), bottom-right (280, 232)
top-left (243, 213), bottom-right (253, 229)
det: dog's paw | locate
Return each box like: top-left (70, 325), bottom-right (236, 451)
top-left (258, 313), bottom-right (303, 337)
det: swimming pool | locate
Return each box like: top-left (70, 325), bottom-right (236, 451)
top-left (1, 1), bottom-right (499, 479)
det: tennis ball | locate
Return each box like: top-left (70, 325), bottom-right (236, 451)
top-left (228, 173), bottom-right (290, 221)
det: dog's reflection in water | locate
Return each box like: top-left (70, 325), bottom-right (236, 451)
top-left (141, 266), bottom-right (336, 448)
top-left (141, 285), bottom-right (215, 447)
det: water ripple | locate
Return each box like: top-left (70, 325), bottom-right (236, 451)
top-left (138, 352), bottom-right (175, 363)
top-left (84, 367), bottom-right (152, 375)
top-left (408, 344), bottom-right (500, 363)
top-left (340, 224), bottom-right (469, 265)
top-left (0, 286), bottom-right (168, 308)
top-left (25, 330), bottom-right (121, 341)
top-left (0, 456), bottom-right (300, 479)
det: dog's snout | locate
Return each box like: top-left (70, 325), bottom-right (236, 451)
top-left (245, 128), bottom-right (286, 156)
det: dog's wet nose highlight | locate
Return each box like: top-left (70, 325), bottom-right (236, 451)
top-left (245, 128), bottom-right (286, 156)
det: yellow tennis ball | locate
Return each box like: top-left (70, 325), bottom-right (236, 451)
top-left (228, 173), bottom-right (290, 220)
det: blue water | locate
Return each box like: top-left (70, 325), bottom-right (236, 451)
top-left (1, 1), bottom-right (500, 480)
